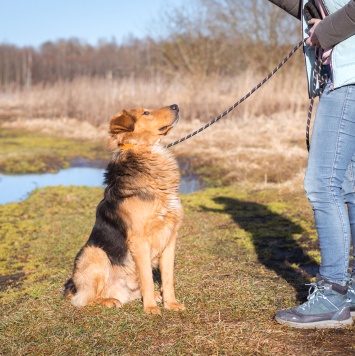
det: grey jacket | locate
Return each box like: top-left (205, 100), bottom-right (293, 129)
top-left (268, 0), bottom-right (355, 48)
top-left (269, 0), bottom-right (355, 94)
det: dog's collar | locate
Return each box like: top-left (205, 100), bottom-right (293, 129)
top-left (119, 143), bottom-right (136, 150)
top-left (119, 143), bottom-right (154, 151)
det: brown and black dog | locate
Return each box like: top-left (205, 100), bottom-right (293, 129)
top-left (64, 104), bottom-right (184, 314)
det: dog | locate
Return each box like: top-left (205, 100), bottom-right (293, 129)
top-left (63, 104), bottom-right (184, 314)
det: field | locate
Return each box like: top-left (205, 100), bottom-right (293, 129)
top-left (0, 69), bottom-right (310, 185)
top-left (1, 71), bottom-right (354, 355)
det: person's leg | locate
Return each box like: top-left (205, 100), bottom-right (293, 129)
top-left (304, 82), bottom-right (355, 286)
top-left (343, 160), bottom-right (355, 316)
top-left (275, 78), bottom-right (355, 328)
top-left (342, 160), bottom-right (355, 273)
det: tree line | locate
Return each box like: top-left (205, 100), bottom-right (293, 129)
top-left (0, 0), bottom-right (302, 88)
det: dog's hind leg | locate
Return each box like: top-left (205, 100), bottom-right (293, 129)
top-left (160, 231), bottom-right (185, 311)
top-left (70, 246), bottom-right (112, 308)
top-left (70, 276), bottom-right (100, 307)
top-left (95, 297), bottom-right (122, 308)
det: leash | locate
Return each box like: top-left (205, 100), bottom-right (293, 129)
top-left (306, 49), bottom-right (327, 151)
top-left (166, 40), bottom-right (304, 149)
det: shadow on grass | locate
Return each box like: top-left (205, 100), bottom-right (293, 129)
top-left (203, 196), bottom-right (319, 301)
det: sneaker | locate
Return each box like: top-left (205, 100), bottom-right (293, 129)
top-left (275, 275), bottom-right (352, 329)
top-left (348, 274), bottom-right (355, 317)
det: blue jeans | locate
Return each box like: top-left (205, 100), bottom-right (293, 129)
top-left (304, 69), bottom-right (355, 287)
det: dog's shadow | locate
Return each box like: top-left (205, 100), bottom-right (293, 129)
top-left (201, 196), bottom-right (319, 301)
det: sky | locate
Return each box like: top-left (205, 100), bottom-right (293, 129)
top-left (0, 0), bottom-right (186, 47)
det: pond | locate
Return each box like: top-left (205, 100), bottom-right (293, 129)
top-left (0, 166), bottom-right (204, 205)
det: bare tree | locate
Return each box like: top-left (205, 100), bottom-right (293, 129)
top-left (158, 0), bottom-right (301, 75)
top-left (0, 0), bottom-right (302, 88)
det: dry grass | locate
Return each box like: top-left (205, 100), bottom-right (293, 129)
top-left (167, 109), bottom-right (309, 187)
top-left (0, 67), bottom-right (308, 126)
top-left (0, 69), bottom-right (312, 186)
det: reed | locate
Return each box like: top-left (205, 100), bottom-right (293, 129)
top-left (1, 71), bottom-right (312, 186)
top-left (0, 69), bottom-right (308, 124)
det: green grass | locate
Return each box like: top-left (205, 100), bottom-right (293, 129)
top-left (1, 129), bottom-right (354, 354)
top-left (0, 128), bottom-right (108, 174)
top-left (1, 185), bottom-right (354, 355)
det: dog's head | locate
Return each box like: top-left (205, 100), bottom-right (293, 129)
top-left (108, 104), bottom-right (179, 150)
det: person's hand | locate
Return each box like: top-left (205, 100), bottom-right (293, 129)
top-left (306, 18), bottom-right (322, 48)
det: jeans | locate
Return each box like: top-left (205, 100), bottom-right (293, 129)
top-left (304, 68), bottom-right (355, 286)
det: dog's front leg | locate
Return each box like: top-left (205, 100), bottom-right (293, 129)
top-left (130, 240), bottom-right (160, 315)
top-left (160, 232), bottom-right (185, 311)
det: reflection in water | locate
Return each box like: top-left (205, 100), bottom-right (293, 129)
top-left (0, 167), bottom-right (204, 204)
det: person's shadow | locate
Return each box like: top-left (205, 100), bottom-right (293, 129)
top-left (201, 196), bottom-right (319, 301)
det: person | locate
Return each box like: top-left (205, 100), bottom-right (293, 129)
top-left (267, 0), bottom-right (355, 328)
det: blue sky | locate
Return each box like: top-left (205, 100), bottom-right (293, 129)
top-left (0, 0), bottom-right (186, 47)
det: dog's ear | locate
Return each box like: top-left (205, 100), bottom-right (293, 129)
top-left (110, 110), bottom-right (136, 134)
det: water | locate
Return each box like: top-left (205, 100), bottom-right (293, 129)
top-left (0, 167), bottom-right (204, 205)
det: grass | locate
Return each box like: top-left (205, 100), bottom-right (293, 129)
top-left (0, 128), bottom-right (108, 174)
top-left (1, 108), bottom-right (311, 187)
top-left (0, 69), bottom-right (308, 126)
top-left (1, 184), bottom-right (354, 355)
top-left (0, 70), bottom-right (313, 185)
top-left (0, 72), bottom-right (353, 354)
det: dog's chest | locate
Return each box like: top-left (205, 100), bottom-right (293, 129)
top-left (156, 192), bottom-right (182, 222)
top-left (146, 153), bottom-right (182, 250)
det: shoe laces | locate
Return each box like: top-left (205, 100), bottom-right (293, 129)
top-left (300, 282), bottom-right (339, 311)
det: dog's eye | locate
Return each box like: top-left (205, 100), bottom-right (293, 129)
top-left (159, 126), bottom-right (169, 131)
top-left (143, 111), bottom-right (150, 115)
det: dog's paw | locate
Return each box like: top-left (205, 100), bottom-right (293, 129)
top-left (164, 301), bottom-right (185, 311)
top-left (97, 298), bottom-right (122, 309)
top-left (154, 291), bottom-right (162, 303)
top-left (144, 305), bottom-right (161, 315)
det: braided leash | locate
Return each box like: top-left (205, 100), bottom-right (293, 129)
top-left (166, 40), bottom-right (304, 149)
top-left (306, 49), bottom-right (327, 151)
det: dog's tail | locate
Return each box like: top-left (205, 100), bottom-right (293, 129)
top-left (63, 277), bottom-right (77, 297)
